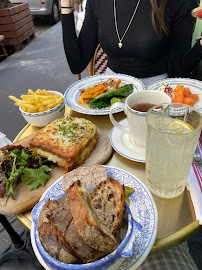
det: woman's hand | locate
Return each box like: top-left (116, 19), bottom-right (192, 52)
top-left (61, 0), bottom-right (74, 14)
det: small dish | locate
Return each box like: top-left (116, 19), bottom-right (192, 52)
top-left (110, 119), bottom-right (146, 163)
top-left (64, 74), bottom-right (145, 115)
top-left (147, 78), bottom-right (202, 112)
top-left (19, 91), bottom-right (65, 127)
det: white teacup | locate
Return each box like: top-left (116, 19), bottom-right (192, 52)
top-left (109, 90), bottom-right (171, 147)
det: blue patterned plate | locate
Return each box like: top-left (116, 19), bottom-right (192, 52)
top-left (31, 166), bottom-right (157, 270)
top-left (147, 78), bottom-right (202, 113)
top-left (64, 74), bottom-right (145, 115)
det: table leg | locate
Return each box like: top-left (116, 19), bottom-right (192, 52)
top-left (0, 214), bottom-right (43, 269)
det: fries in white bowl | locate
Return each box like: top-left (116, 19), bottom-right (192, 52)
top-left (9, 90), bottom-right (65, 127)
top-left (9, 89), bottom-right (64, 113)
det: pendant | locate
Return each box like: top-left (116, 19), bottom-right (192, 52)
top-left (118, 42), bottom-right (123, 48)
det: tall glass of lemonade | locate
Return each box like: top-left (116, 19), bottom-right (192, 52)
top-left (146, 103), bottom-right (202, 198)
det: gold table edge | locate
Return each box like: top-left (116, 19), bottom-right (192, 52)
top-left (13, 123), bottom-right (31, 143)
top-left (16, 213), bottom-right (201, 253)
top-left (151, 220), bottom-right (201, 254)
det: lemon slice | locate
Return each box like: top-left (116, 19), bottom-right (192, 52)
top-left (168, 119), bottom-right (193, 134)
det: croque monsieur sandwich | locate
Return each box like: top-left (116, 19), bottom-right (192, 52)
top-left (29, 116), bottom-right (98, 172)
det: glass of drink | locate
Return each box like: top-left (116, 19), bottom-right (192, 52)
top-left (146, 103), bottom-right (202, 198)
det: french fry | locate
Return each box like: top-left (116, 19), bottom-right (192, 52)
top-left (56, 96), bottom-right (63, 102)
top-left (22, 107), bottom-right (28, 112)
top-left (13, 100), bottom-right (33, 104)
top-left (39, 107), bottom-right (48, 112)
top-left (15, 103), bottom-right (36, 109)
top-left (46, 102), bottom-right (60, 109)
top-left (41, 98), bottom-right (54, 105)
top-left (9, 89), bottom-right (63, 113)
top-left (9, 95), bottom-right (23, 103)
top-left (27, 89), bottom-right (35, 95)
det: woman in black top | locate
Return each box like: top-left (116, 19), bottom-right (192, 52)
top-left (60, 2), bottom-right (201, 270)
top-left (61, 0), bottom-right (202, 82)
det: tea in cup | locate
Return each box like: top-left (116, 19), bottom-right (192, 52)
top-left (109, 90), bottom-right (171, 147)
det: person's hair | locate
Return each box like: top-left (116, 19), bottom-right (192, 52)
top-left (150, 0), bottom-right (169, 38)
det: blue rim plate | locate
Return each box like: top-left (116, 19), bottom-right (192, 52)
top-left (110, 119), bottom-right (146, 163)
top-left (31, 166), bottom-right (158, 270)
top-left (64, 74), bottom-right (145, 115)
top-left (147, 78), bottom-right (202, 113)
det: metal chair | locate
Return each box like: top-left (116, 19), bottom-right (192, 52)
top-left (0, 35), bottom-right (8, 58)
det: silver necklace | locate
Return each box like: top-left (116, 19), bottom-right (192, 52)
top-left (114, 0), bottom-right (141, 48)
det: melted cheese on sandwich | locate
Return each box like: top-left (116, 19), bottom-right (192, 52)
top-left (29, 116), bottom-right (98, 172)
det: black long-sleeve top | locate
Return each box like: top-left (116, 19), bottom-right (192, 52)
top-left (61, 0), bottom-right (202, 78)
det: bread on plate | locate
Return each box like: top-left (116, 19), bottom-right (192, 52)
top-left (91, 177), bottom-right (125, 235)
top-left (66, 180), bottom-right (118, 252)
top-left (37, 165), bottom-right (126, 264)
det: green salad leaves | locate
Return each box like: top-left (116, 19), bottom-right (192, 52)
top-left (21, 165), bottom-right (52, 191)
top-left (90, 84), bottom-right (133, 109)
top-left (0, 146), bottom-right (52, 200)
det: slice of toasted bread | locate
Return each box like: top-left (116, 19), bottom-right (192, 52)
top-left (66, 180), bottom-right (118, 253)
top-left (65, 219), bottom-right (107, 263)
top-left (38, 198), bottom-right (104, 264)
top-left (38, 199), bottom-right (79, 264)
top-left (62, 164), bottom-right (107, 192)
top-left (91, 177), bottom-right (125, 235)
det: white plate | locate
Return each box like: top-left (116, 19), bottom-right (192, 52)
top-left (110, 119), bottom-right (146, 163)
top-left (64, 74), bottom-right (145, 115)
top-left (147, 78), bottom-right (202, 112)
top-left (31, 166), bottom-right (157, 270)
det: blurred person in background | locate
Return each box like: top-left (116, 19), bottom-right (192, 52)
top-left (60, 0), bottom-right (202, 86)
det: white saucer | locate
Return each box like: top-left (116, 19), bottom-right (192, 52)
top-left (110, 118), bottom-right (146, 163)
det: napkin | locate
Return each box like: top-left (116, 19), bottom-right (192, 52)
top-left (0, 132), bottom-right (11, 148)
top-left (186, 134), bottom-right (202, 225)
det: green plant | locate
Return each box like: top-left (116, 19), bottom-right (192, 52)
top-left (0, 0), bottom-right (12, 9)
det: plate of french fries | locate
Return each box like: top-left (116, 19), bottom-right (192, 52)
top-left (9, 89), bottom-right (64, 113)
top-left (9, 89), bottom-right (65, 127)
